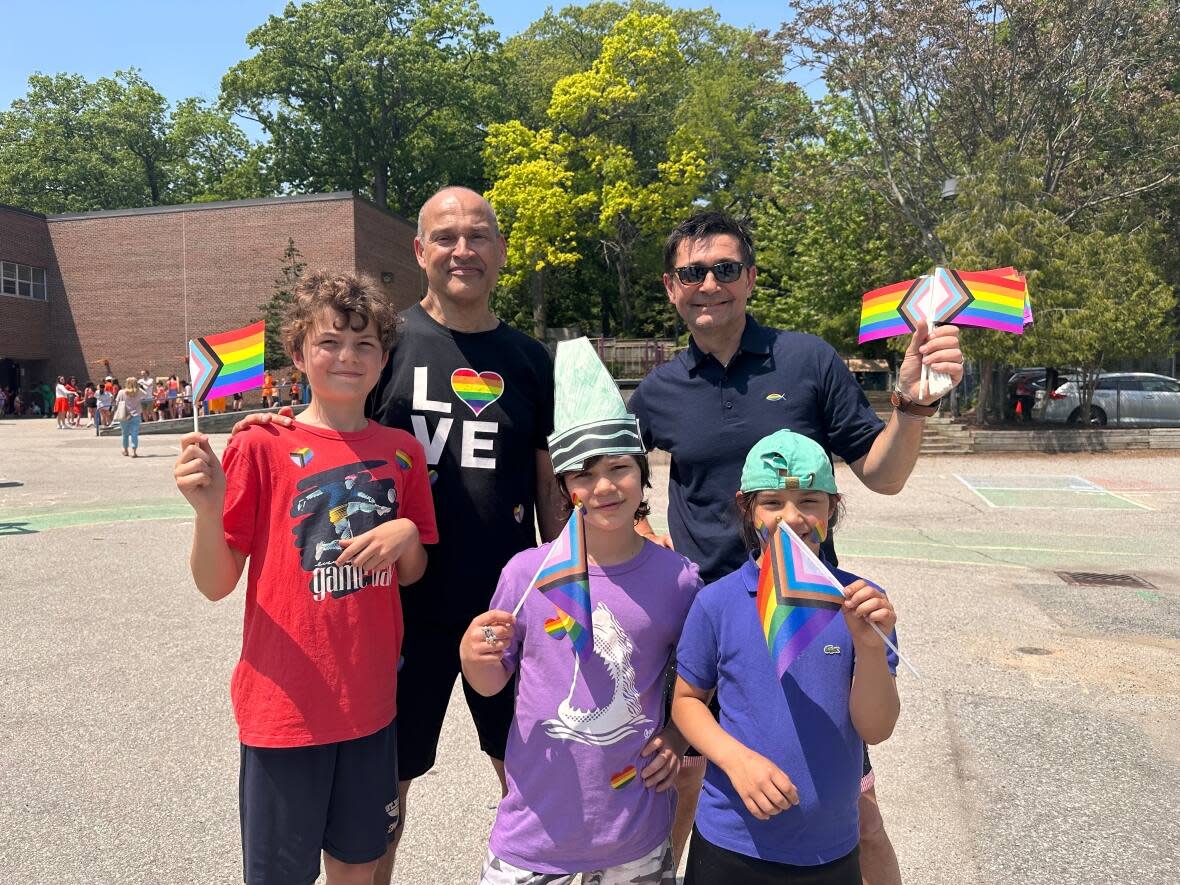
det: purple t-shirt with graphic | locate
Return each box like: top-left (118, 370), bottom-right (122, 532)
top-left (488, 541), bottom-right (701, 874)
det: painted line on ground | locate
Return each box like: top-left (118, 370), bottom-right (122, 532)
top-left (0, 503), bottom-right (191, 533)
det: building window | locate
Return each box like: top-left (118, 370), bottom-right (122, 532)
top-left (1, 261), bottom-right (47, 301)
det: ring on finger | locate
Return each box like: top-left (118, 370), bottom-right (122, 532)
top-left (481, 625), bottom-right (498, 646)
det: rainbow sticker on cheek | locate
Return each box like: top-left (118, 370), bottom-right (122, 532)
top-left (755, 520), bottom-right (771, 546)
top-left (810, 520), bottom-right (828, 545)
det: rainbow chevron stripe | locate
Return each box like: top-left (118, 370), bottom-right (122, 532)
top-left (756, 524), bottom-right (846, 679)
top-left (188, 320), bottom-right (265, 402)
top-left (858, 278), bottom-right (916, 343)
top-left (532, 506), bottom-right (592, 658)
top-left (858, 267), bottom-right (1030, 343)
top-left (952, 269), bottom-right (1028, 334)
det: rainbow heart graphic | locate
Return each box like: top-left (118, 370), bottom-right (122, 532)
top-left (609, 765), bottom-right (637, 789)
top-left (451, 368), bottom-right (505, 417)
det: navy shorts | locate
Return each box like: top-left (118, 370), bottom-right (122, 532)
top-left (239, 718), bottom-right (400, 885)
top-left (396, 616), bottom-right (516, 780)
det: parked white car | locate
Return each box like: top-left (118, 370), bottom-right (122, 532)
top-left (1042, 372), bottom-right (1180, 426)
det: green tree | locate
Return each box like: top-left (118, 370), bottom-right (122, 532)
top-left (484, 122), bottom-right (596, 338)
top-left (221, 0), bottom-right (504, 216)
top-left (488, 6), bottom-right (803, 336)
top-left (259, 239), bottom-right (307, 370)
top-left (486, 12), bottom-right (707, 336)
top-left (0, 72), bottom-right (148, 213)
top-left (169, 99), bottom-right (275, 202)
top-left (939, 147), bottom-right (1176, 422)
top-left (783, 0), bottom-right (1180, 261)
top-left (751, 96), bottom-right (925, 354)
top-left (0, 70), bottom-right (268, 214)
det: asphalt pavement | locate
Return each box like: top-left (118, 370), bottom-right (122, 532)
top-left (1, 418), bottom-right (1177, 884)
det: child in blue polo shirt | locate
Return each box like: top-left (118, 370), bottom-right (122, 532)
top-left (671, 429), bottom-right (900, 884)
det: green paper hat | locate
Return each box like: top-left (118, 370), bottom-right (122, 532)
top-left (548, 337), bottom-right (645, 474)
top-left (740, 429), bottom-right (838, 494)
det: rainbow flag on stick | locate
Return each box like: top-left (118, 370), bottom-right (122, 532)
top-left (758, 524), bottom-right (919, 679)
top-left (857, 267), bottom-right (1031, 344)
top-left (512, 505), bottom-right (592, 658)
top-left (189, 320), bottom-right (265, 403)
top-left (756, 524), bottom-right (847, 679)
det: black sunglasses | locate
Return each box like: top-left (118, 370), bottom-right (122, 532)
top-left (673, 260), bottom-right (746, 285)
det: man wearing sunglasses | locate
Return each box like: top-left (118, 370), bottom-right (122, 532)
top-left (630, 211), bottom-right (963, 885)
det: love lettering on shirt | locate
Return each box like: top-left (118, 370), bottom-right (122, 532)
top-left (411, 366), bottom-right (505, 470)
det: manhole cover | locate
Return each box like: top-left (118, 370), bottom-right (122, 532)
top-left (1056, 571), bottom-right (1156, 589)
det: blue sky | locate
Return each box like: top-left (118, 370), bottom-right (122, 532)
top-left (1, 1), bottom-right (812, 140)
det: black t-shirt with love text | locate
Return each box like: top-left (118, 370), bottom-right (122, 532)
top-left (369, 304), bottom-right (554, 625)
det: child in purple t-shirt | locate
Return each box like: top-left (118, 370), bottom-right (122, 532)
top-left (672, 430), bottom-right (900, 885)
top-left (460, 338), bottom-right (701, 885)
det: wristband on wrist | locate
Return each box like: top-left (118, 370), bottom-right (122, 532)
top-left (891, 388), bottom-right (940, 418)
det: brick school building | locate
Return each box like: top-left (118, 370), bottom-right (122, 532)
top-left (0, 192), bottom-right (420, 398)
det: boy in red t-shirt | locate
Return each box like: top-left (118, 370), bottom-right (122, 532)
top-left (174, 270), bottom-right (438, 885)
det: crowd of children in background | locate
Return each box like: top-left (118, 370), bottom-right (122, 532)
top-left (0, 369), bottom-right (310, 424)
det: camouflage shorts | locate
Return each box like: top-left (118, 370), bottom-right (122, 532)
top-left (479, 838), bottom-right (675, 885)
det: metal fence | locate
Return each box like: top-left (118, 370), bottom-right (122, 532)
top-left (589, 338), bottom-right (680, 380)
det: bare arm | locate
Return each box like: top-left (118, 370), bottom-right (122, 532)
top-left (634, 515), bottom-right (675, 549)
top-left (174, 432), bottom-right (246, 601)
top-left (848, 410), bottom-right (926, 495)
top-left (849, 324), bottom-right (964, 495)
top-left (672, 677), bottom-right (799, 820)
top-left (190, 511), bottom-right (248, 602)
top-left (843, 581), bottom-right (901, 744)
top-left (395, 534), bottom-right (427, 586)
top-left (459, 610), bottom-right (516, 697)
top-left (534, 450), bottom-right (565, 542)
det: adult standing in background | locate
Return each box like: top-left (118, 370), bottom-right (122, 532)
top-left (54, 376), bottom-right (69, 429)
top-left (96, 383), bottom-right (113, 434)
top-left (113, 376), bottom-right (148, 457)
top-left (137, 370), bottom-right (155, 422)
top-left (366, 186), bottom-right (565, 884)
top-left (233, 186), bottom-right (565, 884)
top-left (630, 212), bottom-right (965, 885)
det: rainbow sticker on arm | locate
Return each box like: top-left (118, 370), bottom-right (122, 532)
top-left (395, 449), bottom-right (413, 470)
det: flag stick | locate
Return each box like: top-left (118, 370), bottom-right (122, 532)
top-left (511, 507), bottom-right (581, 617)
top-left (512, 539), bottom-right (558, 617)
top-left (869, 622), bottom-right (921, 680)
top-left (920, 275), bottom-right (932, 400)
top-left (779, 524), bottom-right (922, 681)
top-left (921, 271), bottom-right (953, 401)
top-left (187, 343), bottom-right (200, 434)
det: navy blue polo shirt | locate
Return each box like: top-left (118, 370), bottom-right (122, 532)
top-left (630, 316), bottom-right (884, 583)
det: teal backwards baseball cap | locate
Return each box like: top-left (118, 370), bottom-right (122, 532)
top-left (739, 429), bottom-right (838, 494)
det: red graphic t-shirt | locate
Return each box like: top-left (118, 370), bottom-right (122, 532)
top-left (222, 419), bottom-right (438, 748)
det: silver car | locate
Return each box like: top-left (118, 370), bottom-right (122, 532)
top-left (1042, 372), bottom-right (1180, 425)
